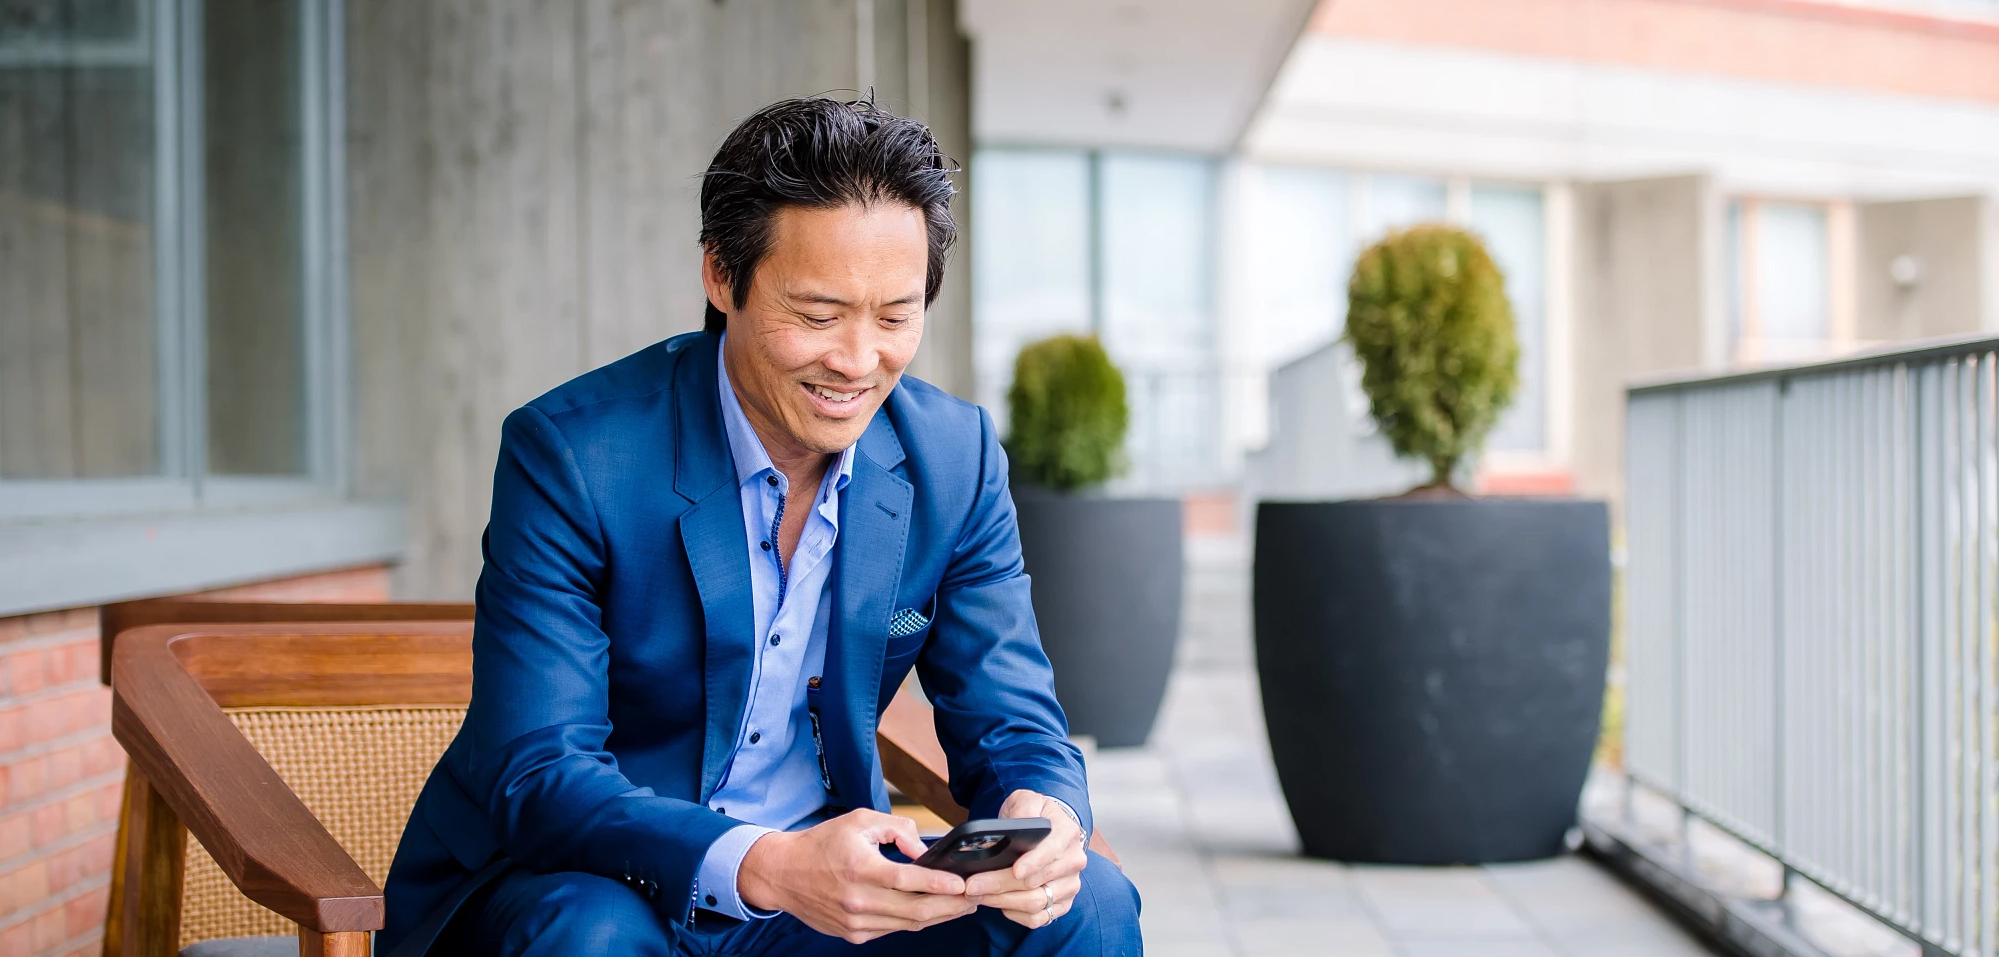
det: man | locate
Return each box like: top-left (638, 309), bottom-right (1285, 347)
top-left (382, 97), bottom-right (1142, 956)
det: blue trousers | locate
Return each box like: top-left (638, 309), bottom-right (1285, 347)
top-left (454, 850), bottom-right (1140, 956)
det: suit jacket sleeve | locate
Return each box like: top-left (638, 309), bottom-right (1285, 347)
top-left (465, 405), bottom-right (736, 923)
top-left (915, 407), bottom-right (1095, 835)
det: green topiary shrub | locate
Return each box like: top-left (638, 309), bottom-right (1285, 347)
top-left (1344, 224), bottom-right (1519, 491)
top-left (1005, 334), bottom-right (1129, 491)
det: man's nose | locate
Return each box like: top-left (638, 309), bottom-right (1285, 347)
top-left (821, 322), bottom-right (884, 380)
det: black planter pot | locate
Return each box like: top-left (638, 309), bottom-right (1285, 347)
top-left (1254, 498), bottom-right (1610, 864)
top-left (1015, 490), bottom-right (1183, 748)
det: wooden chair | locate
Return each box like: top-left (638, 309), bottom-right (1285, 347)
top-left (104, 607), bottom-right (1115, 957)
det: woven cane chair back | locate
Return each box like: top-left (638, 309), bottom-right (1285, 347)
top-left (178, 707), bottom-right (465, 946)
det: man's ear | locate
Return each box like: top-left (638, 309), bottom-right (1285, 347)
top-left (700, 248), bottom-right (733, 317)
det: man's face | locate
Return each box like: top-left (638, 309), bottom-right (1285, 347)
top-left (708, 202), bottom-right (928, 460)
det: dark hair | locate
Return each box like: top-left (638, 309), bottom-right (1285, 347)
top-left (699, 96), bottom-right (959, 334)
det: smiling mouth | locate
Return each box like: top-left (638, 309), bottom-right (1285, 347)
top-left (804, 382), bottom-right (867, 406)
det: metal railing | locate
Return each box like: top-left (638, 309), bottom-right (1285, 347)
top-left (1626, 334), bottom-right (1999, 956)
top-left (1113, 365), bottom-right (1266, 494)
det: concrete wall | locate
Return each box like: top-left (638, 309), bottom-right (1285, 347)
top-left (1856, 195), bottom-right (1998, 342)
top-left (1570, 175), bottom-right (1723, 507)
top-left (345, 0), bottom-right (973, 599)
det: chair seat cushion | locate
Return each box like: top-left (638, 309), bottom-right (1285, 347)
top-left (181, 936), bottom-right (297, 957)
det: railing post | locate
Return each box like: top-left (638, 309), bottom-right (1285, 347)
top-left (1773, 375), bottom-right (1787, 861)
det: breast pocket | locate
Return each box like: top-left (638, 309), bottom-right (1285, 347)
top-left (882, 595), bottom-right (937, 665)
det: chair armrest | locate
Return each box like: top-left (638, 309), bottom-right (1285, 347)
top-left (876, 687), bottom-right (1121, 865)
top-left (877, 687), bottom-right (968, 827)
top-left (111, 625), bottom-right (382, 933)
top-left (100, 599), bottom-right (474, 686)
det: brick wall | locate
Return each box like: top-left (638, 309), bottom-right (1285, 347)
top-left (0, 566), bottom-right (393, 957)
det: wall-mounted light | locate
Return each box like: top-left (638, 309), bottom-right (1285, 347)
top-left (1889, 254), bottom-right (1923, 291)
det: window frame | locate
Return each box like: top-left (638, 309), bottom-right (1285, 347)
top-left (0, 0), bottom-right (350, 520)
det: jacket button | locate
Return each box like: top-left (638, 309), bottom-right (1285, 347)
top-left (808, 676), bottom-right (821, 689)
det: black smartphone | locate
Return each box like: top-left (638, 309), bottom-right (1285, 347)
top-left (912, 818), bottom-right (1051, 877)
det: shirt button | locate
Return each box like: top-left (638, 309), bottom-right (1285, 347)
top-left (706, 894), bottom-right (718, 906)
top-left (766, 475), bottom-right (778, 487)
top-left (750, 731), bottom-right (762, 744)
top-left (761, 541), bottom-right (771, 551)
top-left (769, 634), bottom-right (781, 646)
top-left (716, 807), bottom-right (726, 815)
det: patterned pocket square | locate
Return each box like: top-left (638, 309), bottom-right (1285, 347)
top-left (888, 607), bottom-right (931, 639)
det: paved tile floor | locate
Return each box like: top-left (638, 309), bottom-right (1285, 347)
top-left (1087, 536), bottom-right (1719, 957)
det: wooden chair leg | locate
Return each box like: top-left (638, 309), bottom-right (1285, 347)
top-left (120, 766), bottom-right (187, 957)
top-left (300, 932), bottom-right (370, 957)
top-left (103, 760), bottom-right (141, 957)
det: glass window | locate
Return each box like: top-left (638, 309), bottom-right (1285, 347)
top-left (969, 149), bottom-right (1224, 491)
top-left (0, 0), bottom-right (161, 479)
top-left (204, 0), bottom-right (306, 475)
top-left (1098, 153), bottom-right (1212, 364)
top-left (1238, 164), bottom-right (1346, 367)
top-left (1234, 164), bottom-right (1356, 451)
top-left (1097, 153), bottom-right (1218, 489)
top-left (1359, 173), bottom-right (1445, 251)
top-left (1727, 199), bottom-right (1831, 364)
top-left (1470, 185), bottom-right (1546, 453)
top-left (970, 150), bottom-right (1091, 417)
top-left (1755, 203), bottom-right (1830, 346)
top-left (0, 0), bottom-right (336, 517)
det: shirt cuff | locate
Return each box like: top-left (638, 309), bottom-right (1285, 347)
top-left (1048, 797), bottom-right (1088, 844)
top-left (693, 824), bottom-right (779, 920)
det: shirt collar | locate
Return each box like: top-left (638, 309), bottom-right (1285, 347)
top-left (717, 333), bottom-right (856, 494)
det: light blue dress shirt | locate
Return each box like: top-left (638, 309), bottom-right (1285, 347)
top-left (693, 339), bottom-right (857, 919)
top-left (693, 338), bottom-right (1082, 920)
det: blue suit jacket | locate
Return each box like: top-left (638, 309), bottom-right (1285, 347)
top-left (381, 331), bottom-right (1089, 952)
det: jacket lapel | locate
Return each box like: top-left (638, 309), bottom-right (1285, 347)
top-left (671, 334), bottom-right (754, 802)
top-left (823, 409), bottom-right (912, 807)
top-left (683, 488), bottom-right (753, 802)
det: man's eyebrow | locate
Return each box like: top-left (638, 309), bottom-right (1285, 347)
top-left (788, 291), bottom-right (925, 308)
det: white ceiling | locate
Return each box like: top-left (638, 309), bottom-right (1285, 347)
top-left (958, 0), bottom-right (1320, 154)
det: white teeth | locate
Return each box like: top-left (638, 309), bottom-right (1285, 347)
top-left (810, 384), bottom-right (861, 404)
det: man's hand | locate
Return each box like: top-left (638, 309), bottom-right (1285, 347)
top-left (737, 809), bottom-right (974, 944)
top-left (964, 790), bottom-right (1088, 929)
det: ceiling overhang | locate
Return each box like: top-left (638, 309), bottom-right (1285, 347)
top-left (959, 0), bottom-right (1320, 154)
